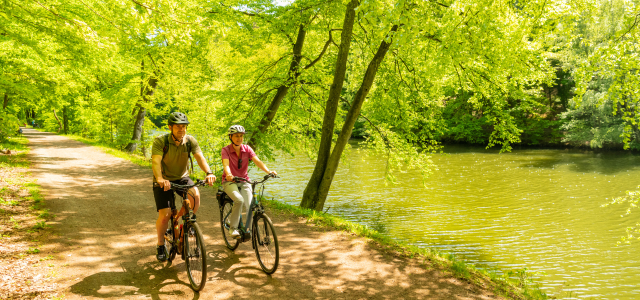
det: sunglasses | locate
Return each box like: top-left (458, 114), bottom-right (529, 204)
top-left (238, 158), bottom-right (243, 169)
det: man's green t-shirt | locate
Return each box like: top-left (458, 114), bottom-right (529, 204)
top-left (152, 134), bottom-right (202, 182)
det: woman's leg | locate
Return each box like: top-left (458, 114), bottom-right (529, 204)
top-left (238, 182), bottom-right (254, 228)
top-left (238, 182), bottom-right (252, 212)
top-left (224, 182), bottom-right (249, 229)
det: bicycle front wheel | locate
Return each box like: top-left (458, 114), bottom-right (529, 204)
top-left (220, 201), bottom-right (239, 250)
top-left (252, 214), bottom-right (279, 274)
top-left (184, 222), bottom-right (207, 291)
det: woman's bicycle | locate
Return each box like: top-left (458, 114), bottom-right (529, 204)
top-left (163, 179), bottom-right (207, 291)
top-left (216, 174), bottom-right (280, 274)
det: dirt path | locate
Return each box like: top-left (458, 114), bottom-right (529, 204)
top-left (26, 128), bottom-right (505, 300)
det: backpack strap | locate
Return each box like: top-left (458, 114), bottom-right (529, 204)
top-left (186, 136), bottom-right (194, 174)
top-left (162, 134), bottom-right (170, 161)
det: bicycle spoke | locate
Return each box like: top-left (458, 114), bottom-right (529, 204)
top-left (253, 214), bottom-right (279, 274)
top-left (220, 201), bottom-right (239, 250)
top-left (185, 223), bottom-right (206, 291)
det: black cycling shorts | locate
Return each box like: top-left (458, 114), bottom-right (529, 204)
top-left (153, 177), bottom-right (194, 211)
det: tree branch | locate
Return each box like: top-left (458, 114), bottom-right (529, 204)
top-left (77, 0), bottom-right (125, 34)
top-left (304, 29), bottom-right (341, 69)
top-left (339, 96), bottom-right (392, 150)
top-left (211, 3), bottom-right (295, 45)
top-left (128, 0), bottom-right (195, 25)
top-left (31, 0), bottom-right (81, 27)
top-left (617, 12), bottom-right (640, 42)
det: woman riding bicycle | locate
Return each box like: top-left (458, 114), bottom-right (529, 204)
top-left (222, 125), bottom-right (277, 239)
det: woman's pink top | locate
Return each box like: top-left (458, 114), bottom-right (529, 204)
top-left (221, 144), bottom-right (256, 183)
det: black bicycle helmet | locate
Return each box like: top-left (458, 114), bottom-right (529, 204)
top-left (228, 125), bottom-right (246, 135)
top-left (167, 112), bottom-right (190, 125)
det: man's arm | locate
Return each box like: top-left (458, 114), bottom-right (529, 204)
top-left (193, 152), bottom-right (216, 185)
top-left (152, 155), bottom-right (171, 191)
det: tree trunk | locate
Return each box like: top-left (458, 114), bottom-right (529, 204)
top-left (312, 26), bottom-right (398, 211)
top-left (125, 60), bottom-right (158, 153)
top-left (248, 25), bottom-right (307, 151)
top-left (2, 93), bottom-right (7, 109)
top-left (300, 0), bottom-right (359, 209)
top-left (52, 109), bottom-right (63, 133)
top-left (125, 105), bottom-right (146, 152)
top-left (63, 105), bottom-right (69, 134)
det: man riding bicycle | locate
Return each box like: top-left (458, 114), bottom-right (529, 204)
top-left (152, 112), bottom-right (216, 261)
top-left (221, 125), bottom-right (277, 239)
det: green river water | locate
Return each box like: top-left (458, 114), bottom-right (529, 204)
top-left (255, 144), bottom-right (639, 299)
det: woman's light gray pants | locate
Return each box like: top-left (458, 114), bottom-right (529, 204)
top-left (223, 181), bottom-right (253, 230)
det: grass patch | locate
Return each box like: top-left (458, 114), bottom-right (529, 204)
top-left (0, 135), bottom-right (30, 168)
top-left (66, 135), bottom-right (151, 168)
top-left (38, 209), bottom-right (55, 219)
top-left (26, 247), bottom-right (40, 254)
top-left (1, 134), bottom-right (60, 298)
top-left (260, 197), bottom-right (548, 300)
top-left (40, 255), bottom-right (55, 261)
top-left (32, 220), bottom-right (49, 230)
top-left (0, 136), bottom-right (48, 243)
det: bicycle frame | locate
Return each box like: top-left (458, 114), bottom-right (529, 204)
top-left (167, 189), bottom-right (194, 258)
top-left (166, 180), bottom-right (204, 255)
top-left (238, 190), bottom-right (259, 234)
top-left (218, 175), bottom-right (272, 241)
top-left (218, 174), bottom-right (280, 274)
top-left (168, 179), bottom-right (208, 291)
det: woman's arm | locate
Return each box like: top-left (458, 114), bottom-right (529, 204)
top-left (251, 156), bottom-right (277, 175)
top-left (222, 159), bottom-right (234, 181)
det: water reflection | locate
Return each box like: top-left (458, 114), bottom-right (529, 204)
top-left (251, 144), bottom-right (640, 299)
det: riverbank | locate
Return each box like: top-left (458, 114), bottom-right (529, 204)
top-left (60, 133), bottom-right (547, 299)
top-left (259, 198), bottom-right (546, 299)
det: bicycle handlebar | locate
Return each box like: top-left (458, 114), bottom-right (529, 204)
top-left (232, 173), bottom-right (279, 185)
top-left (170, 179), bottom-right (207, 191)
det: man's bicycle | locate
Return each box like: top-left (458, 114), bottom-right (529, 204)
top-left (216, 174), bottom-right (280, 274)
top-left (162, 179), bottom-right (207, 291)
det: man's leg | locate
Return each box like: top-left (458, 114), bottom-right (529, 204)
top-left (156, 208), bottom-right (171, 246)
top-left (187, 187), bottom-right (201, 214)
top-left (153, 186), bottom-right (173, 262)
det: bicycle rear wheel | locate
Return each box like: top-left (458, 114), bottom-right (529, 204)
top-left (164, 216), bottom-right (177, 262)
top-left (252, 214), bottom-right (279, 274)
top-left (220, 201), bottom-right (239, 250)
top-left (184, 222), bottom-right (207, 291)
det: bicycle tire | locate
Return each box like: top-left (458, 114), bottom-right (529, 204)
top-left (220, 201), bottom-right (239, 250)
top-left (165, 216), bottom-right (177, 262)
top-left (252, 214), bottom-right (279, 274)
top-left (184, 222), bottom-right (207, 291)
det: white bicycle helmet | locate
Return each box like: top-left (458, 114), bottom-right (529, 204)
top-left (228, 125), bottom-right (246, 135)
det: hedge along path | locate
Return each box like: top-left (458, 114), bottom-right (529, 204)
top-left (26, 128), bottom-right (506, 300)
